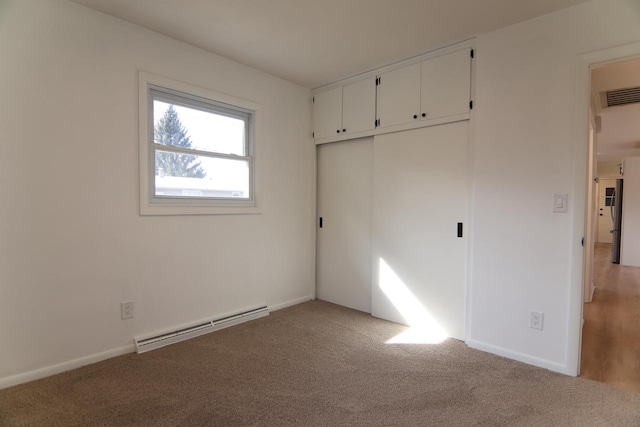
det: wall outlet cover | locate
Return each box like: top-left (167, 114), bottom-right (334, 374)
top-left (529, 310), bottom-right (544, 330)
top-left (121, 301), bottom-right (134, 320)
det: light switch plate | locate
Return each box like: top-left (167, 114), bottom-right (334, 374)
top-left (553, 194), bottom-right (568, 213)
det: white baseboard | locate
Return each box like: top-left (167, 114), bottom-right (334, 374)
top-left (0, 344), bottom-right (136, 391)
top-left (466, 339), bottom-right (572, 376)
top-left (269, 294), bottom-right (313, 312)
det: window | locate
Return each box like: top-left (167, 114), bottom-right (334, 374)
top-left (605, 187), bottom-right (615, 207)
top-left (139, 72), bottom-right (260, 215)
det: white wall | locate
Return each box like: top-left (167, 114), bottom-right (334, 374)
top-left (0, 0), bottom-right (315, 387)
top-left (621, 157), bottom-right (640, 267)
top-left (468, 0), bottom-right (640, 373)
top-left (597, 162), bottom-right (623, 179)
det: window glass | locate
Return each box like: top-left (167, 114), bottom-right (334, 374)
top-left (153, 100), bottom-right (246, 156)
top-left (154, 151), bottom-right (250, 199)
top-left (605, 187), bottom-right (614, 206)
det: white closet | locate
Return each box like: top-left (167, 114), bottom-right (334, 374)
top-left (314, 41), bottom-right (473, 339)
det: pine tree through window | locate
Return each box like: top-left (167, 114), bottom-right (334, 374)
top-left (154, 105), bottom-right (207, 179)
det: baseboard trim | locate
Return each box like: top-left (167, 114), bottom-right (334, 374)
top-left (466, 339), bottom-right (571, 376)
top-left (0, 344), bottom-right (136, 390)
top-left (269, 295), bottom-right (314, 312)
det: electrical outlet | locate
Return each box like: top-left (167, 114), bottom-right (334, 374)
top-left (529, 310), bottom-right (543, 330)
top-left (121, 301), bottom-right (134, 320)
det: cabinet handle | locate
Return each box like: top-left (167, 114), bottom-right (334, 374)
top-left (413, 114), bottom-right (418, 119)
top-left (336, 130), bottom-right (340, 133)
top-left (343, 129), bottom-right (346, 132)
top-left (421, 113), bottom-right (426, 117)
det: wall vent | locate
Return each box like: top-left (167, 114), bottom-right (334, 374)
top-left (134, 306), bottom-right (269, 354)
top-left (600, 86), bottom-right (640, 108)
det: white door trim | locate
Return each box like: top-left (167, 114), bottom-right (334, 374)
top-left (568, 41), bottom-right (640, 376)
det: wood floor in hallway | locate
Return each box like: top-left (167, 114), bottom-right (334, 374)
top-left (581, 243), bottom-right (640, 393)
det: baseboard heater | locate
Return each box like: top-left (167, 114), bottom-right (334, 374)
top-left (134, 306), bottom-right (269, 354)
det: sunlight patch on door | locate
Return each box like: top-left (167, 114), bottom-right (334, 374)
top-left (379, 258), bottom-right (447, 344)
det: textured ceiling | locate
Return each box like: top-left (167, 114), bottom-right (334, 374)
top-left (69, 0), bottom-right (591, 88)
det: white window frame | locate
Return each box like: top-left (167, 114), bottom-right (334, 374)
top-left (139, 71), bottom-right (261, 215)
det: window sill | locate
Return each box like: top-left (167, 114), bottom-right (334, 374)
top-left (140, 204), bottom-right (262, 216)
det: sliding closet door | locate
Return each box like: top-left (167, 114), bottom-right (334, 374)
top-left (317, 138), bottom-right (373, 313)
top-left (372, 122), bottom-right (468, 340)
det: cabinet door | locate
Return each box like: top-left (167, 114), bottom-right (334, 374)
top-left (420, 49), bottom-right (471, 120)
top-left (342, 78), bottom-right (376, 135)
top-left (317, 139), bottom-right (373, 313)
top-left (313, 87), bottom-right (342, 139)
top-left (371, 122), bottom-right (469, 340)
top-left (376, 63), bottom-right (421, 128)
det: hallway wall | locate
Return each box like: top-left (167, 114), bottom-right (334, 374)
top-left (621, 156), bottom-right (640, 266)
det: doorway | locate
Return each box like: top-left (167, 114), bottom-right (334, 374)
top-left (595, 178), bottom-right (616, 244)
top-left (579, 57), bottom-right (640, 392)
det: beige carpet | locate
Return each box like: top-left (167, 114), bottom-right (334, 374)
top-left (1, 300), bottom-right (639, 426)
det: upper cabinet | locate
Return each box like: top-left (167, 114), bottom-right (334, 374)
top-left (377, 48), bottom-right (471, 129)
top-left (312, 43), bottom-right (473, 143)
top-left (343, 78), bottom-right (377, 135)
top-left (313, 78), bottom-right (376, 140)
top-left (420, 49), bottom-right (471, 122)
top-left (313, 87), bottom-right (343, 140)
top-left (376, 63), bottom-right (421, 129)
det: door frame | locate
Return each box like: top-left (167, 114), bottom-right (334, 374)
top-left (569, 41), bottom-right (640, 376)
